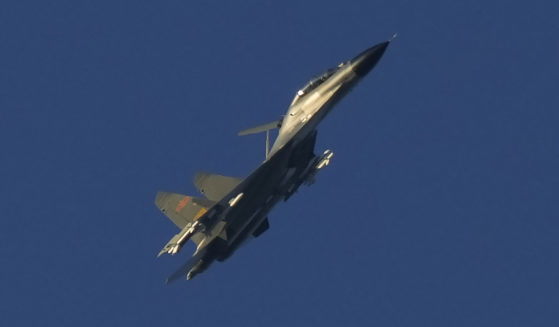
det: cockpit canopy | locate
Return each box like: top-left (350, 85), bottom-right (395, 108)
top-left (298, 68), bottom-right (336, 95)
top-left (290, 67), bottom-right (338, 106)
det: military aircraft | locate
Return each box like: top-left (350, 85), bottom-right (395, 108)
top-left (155, 36), bottom-right (393, 282)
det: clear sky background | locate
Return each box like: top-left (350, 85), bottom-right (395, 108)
top-left (1, 1), bottom-right (558, 326)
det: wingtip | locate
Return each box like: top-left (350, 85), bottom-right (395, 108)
top-left (390, 33), bottom-right (398, 42)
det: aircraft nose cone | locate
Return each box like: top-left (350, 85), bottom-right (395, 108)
top-left (351, 41), bottom-right (389, 77)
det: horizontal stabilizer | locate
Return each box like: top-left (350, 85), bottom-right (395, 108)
top-left (155, 192), bottom-right (215, 229)
top-left (194, 172), bottom-right (243, 201)
top-left (238, 120), bottom-right (282, 136)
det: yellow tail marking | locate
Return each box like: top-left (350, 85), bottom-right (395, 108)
top-left (193, 208), bottom-right (207, 220)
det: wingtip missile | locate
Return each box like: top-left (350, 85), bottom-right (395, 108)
top-left (157, 242), bottom-right (181, 257)
top-left (157, 245), bottom-right (172, 258)
top-left (157, 221), bottom-right (205, 257)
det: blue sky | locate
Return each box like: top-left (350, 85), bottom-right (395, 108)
top-left (1, 1), bottom-right (558, 326)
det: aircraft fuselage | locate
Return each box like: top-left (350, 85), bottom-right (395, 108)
top-left (162, 39), bottom-right (391, 282)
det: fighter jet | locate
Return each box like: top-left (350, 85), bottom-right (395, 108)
top-left (155, 37), bottom-right (393, 282)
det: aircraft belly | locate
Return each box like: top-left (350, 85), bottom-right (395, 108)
top-left (216, 142), bottom-right (291, 244)
top-left (219, 138), bottom-right (317, 254)
top-left (223, 184), bottom-right (281, 245)
top-left (213, 138), bottom-right (315, 257)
